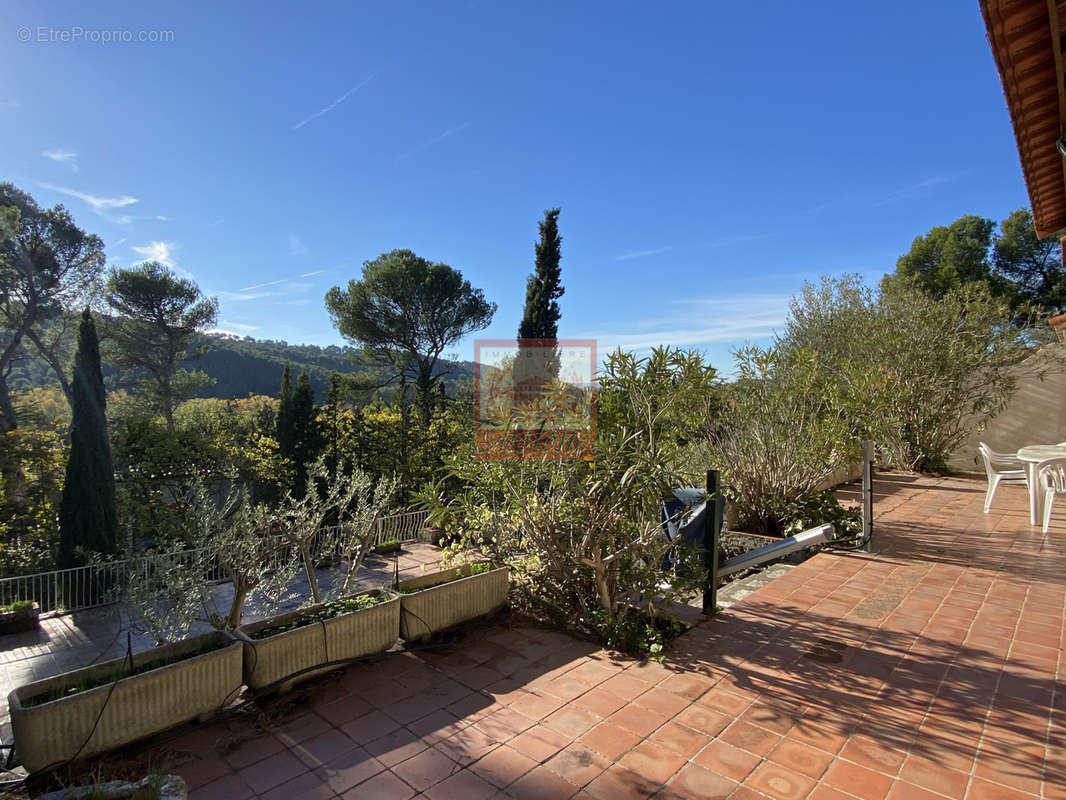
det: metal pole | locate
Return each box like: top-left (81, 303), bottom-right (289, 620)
top-left (702, 469), bottom-right (721, 614)
top-left (861, 439), bottom-right (874, 552)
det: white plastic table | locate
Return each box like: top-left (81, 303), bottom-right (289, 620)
top-left (1017, 444), bottom-right (1066, 525)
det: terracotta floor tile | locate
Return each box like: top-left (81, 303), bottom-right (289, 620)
top-left (237, 749), bottom-right (308, 795)
top-left (823, 758), bottom-right (895, 800)
top-left (719, 720), bottom-right (781, 756)
top-left (579, 721), bottom-right (644, 761)
top-left (634, 687), bottom-right (691, 718)
top-left (600, 673), bottom-right (655, 701)
top-left (672, 705), bottom-right (731, 737)
top-left (470, 744), bottom-right (538, 787)
top-left (545, 742), bottom-right (612, 787)
top-left (422, 767), bottom-right (498, 800)
top-left (692, 739), bottom-right (761, 781)
top-left (391, 746), bottom-right (456, 791)
top-left (313, 747), bottom-right (387, 794)
top-left (340, 769), bottom-right (416, 800)
top-left (408, 708), bottom-right (466, 744)
top-left (745, 760), bottom-right (818, 800)
top-left (272, 712), bottom-right (332, 746)
top-left (258, 769), bottom-right (335, 800)
top-left (619, 739), bottom-right (687, 784)
top-left (696, 687), bottom-right (752, 717)
top-left (510, 690), bottom-right (568, 721)
top-left (544, 706), bottom-right (603, 738)
top-left (966, 776), bottom-right (1043, 799)
top-left (223, 732), bottom-right (286, 770)
top-left (432, 729), bottom-right (498, 768)
top-left (340, 708), bottom-right (402, 744)
top-left (365, 727), bottom-right (429, 767)
top-left (649, 720), bottom-right (710, 758)
top-left (839, 733), bottom-right (907, 776)
top-left (573, 686), bottom-right (629, 717)
top-left (886, 779), bottom-right (960, 800)
top-left (315, 694), bottom-right (373, 726)
top-left (665, 763), bottom-right (738, 800)
top-left (508, 764), bottom-right (583, 799)
top-left (584, 764), bottom-right (662, 800)
top-left (769, 738), bottom-right (835, 779)
top-left (900, 754), bottom-right (970, 798)
top-left (292, 727), bottom-right (359, 768)
top-left (509, 724), bottom-right (572, 762)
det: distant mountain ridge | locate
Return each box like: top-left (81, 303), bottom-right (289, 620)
top-left (9, 330), bottom-right (477, 402)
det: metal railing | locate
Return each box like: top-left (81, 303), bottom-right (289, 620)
top-left (0, 510), bottom-right (430, 616)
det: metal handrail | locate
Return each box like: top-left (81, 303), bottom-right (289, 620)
top-left (0, 510), bottom-right (429, 615)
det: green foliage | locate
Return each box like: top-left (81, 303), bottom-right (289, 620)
top-left (325, 248), bottom-right (496, 424)
top-left (105, 261), bottom-right (219, 428)
top-left (289, 371), bottom-right (320, 497)
top-left (782, 491), bottom-right (862, 540)
top-left (0, 428), bottom-right (65, 576)
top-left (58, 310), bottom-right (118, 567)
top-left (518, 208), bottom-right (565, 375)
top-left (445, 347), bottom-right (711, 651)
top-left (993, 209), bottom-right (1066, 312)
top-left (891, 214), bottom-right (995, 299)
top-left (890, 208), bottom-right (1065, 314)
top-left (250, 593), bottom-right (385, 640)
top-left (708, 344), bottom-right (853, 535)
top-left (0, 600), bottom-right (33, 612)
top-left (783, 275), bottom-right (1044, 472)
top-left (582, 608), bottom-right (686, 658)
top-left (0, 182), bottom-right (105, 432)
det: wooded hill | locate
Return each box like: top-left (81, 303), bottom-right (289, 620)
top-left (8, 329), bottom-right (477, 402)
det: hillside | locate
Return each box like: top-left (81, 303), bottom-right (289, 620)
top-left (8, 330), bottom-right (476, 402)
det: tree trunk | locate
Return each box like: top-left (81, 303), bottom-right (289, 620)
top-left (24, 327), bottom-right (74, 408)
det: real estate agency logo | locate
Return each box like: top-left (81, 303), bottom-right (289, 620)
top-left (473, 339), bottom-right (596, 460)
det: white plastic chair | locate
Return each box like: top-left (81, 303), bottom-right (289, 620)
top-left (978, 442), bottom-right (1027, 513)
top-left (1037, 457), bottom-right (1066, 533)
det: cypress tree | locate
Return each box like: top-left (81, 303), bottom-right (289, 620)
top-left (518, 208), bottom-right (565, 377)
top-left (58, 309), bottom-right (118, 568)
top-left (290, 371), bottom-right (319, 497)
top-left (277, 363), bottom-right (295, 460)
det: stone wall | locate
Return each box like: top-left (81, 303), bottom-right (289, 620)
top-left (949, 343), bottom-right (1066, 473)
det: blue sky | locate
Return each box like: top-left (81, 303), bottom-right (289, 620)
top-left (0, 1), bottom-right (1030, 374)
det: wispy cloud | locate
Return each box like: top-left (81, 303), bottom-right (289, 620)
top-left (42, 149), bottom-right (79, 172)
top-left (38, 182), bottom-right (137, 213)
top-left (614, 246), bottom-right (671, 262)
top-left (584, 293), bottom-right (791, 356)
top-left (207, 320), bottom-right (262, 337)
top-left (299, 270), bottom-right (324, 278)
top-left (872, 172), bottom-right (965, 208)
top-left (396, 122), bottom-right (470, 160)
top-left (238, 278), bottom-right (289, 293)
top-left (288, 234), bottom-right (309, 257)
top-left (0, 99), bottom-right (18, 112)
top-left (131, 241), bottom-right (177, 267)
top-left (292, 73), bottom-right (377, 130)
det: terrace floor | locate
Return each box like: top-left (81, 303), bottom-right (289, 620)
top-left (20, 472), bottom-right (1066, 799)
top-left (0, 545), bottom-right (444, 745)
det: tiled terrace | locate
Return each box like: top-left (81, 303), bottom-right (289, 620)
top-left (30, 473), bottom-right (1066, 798)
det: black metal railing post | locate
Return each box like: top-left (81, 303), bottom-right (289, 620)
top-left (702, 469), bottom-right (722, 614)
top-left (861, 439), bottom-right (874, 552)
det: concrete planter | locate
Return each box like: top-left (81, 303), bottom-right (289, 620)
top-left (0, 602), bottom-right (40, 634)
top-left (398, 564), bottom-right (509, 641)
top-left (9, 631), bottom-right (241, 774)
top-left (1050, 312), bottom-right (1066, 344)
top-left (237, 591), bottom-right (399, 692)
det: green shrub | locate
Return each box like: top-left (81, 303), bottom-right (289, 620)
top-left (783, 491), bottom-right (861, 540)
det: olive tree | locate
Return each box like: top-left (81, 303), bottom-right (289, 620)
top-left (782, 274), bottom-right (1045, 472)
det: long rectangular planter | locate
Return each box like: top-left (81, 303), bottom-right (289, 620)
top-left (237, 591), bottom-right (399, 692)
top-left (398, 564), bottom-right (509, 641)
top-left (9, 630), bottom-right (241, 774)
